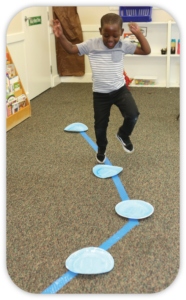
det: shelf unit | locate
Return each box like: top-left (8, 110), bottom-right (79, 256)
top-left (123, 21), bottom-right (180, 88)
top-left (6, 46), bottom-right (31, 131)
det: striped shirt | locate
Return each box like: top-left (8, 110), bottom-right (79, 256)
top-left (76, 37), bottom-right (137, 93)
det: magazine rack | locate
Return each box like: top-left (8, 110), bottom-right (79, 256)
top-left (6, 46), bottom-right (31, 131)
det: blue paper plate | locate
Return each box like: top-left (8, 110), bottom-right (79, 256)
top-left (93, 165), bottom-right (123, 179)
top-left (64, 123), bottom-right (88, 132)
top-left (65, 247), bottom-right (114, 274)
top-left (115, 200), bottom-right (154, 219)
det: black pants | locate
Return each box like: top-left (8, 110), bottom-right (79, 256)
top-left (93, 85), bottom-right (140, 150)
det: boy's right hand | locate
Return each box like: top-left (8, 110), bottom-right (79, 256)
top-left (50, 19), bottom-right (63, 38)
top-left (50, 18), bottom-right (79, 54)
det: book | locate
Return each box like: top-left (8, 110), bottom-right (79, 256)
top-left (6, 74), bottom-right (11, 94)
top-left (6, 75), bottom-right (19, 94)
top-left (6, 64), bottom-right (15, 78)
top-left (14, 82), bottom-right (21, 92)
top-left (9, 75), bottom-right (19, 85)
top-left (6, 94), bottom-right (26, 116)
top-left (6, 99), bottom-right (17, 117)
top-left (124, 33), bottom-right (139, 44)
top-left (6, 92), bottom-right (16, 103)
top-left (17, 94), bottom-right (26, 108)
top-left (12, 102), bottom-right (19, 114)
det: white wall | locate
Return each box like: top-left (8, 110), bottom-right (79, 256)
top-left (7, 11), bottom-right (23, 34)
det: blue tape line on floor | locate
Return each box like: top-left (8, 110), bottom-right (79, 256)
top-left (41, 220), bottom-right (138, 294)
top-left (80, 132), bottom-right (129, 201)
top-left (41, 271), bottom-right (77, 294)
top-left (41, 131), bottom-right (139, 294)
top-left (99, 219), bottom-right (139, 250)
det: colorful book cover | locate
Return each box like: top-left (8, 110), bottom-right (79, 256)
top-left (124, 33), bottom-right (138, 44)
top-left (6, 99), bottom-right (17, 117)
top-left (6, 92), bottom-right (16, 103)
top-left (6, 74), bottom-right (11, 93)
top-left (9, 75), bottom-right (19, 85)
top-left (17, 94), bottom-right (26, 108)
top-left (6, 104), bottom-right (12, 117)
top-left (12, 102), bottom-right (19, 114)
top-left (14, 82), bottom-right (21, 92)
top-left (6, 64), bottom-right (15, 78)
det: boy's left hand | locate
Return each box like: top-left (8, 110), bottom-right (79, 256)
top-left (128, 22), bottom-right (141, 35)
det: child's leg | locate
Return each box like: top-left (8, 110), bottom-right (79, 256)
top-left (115, 85), bottom-right (139, 139)
top-left (93, 92), bottom-right (112, 151)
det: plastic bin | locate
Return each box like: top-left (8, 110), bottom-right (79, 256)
top-left (119, 7), bottom-right (152, 22)
top-left (133, 76), bottom-right (157, 86)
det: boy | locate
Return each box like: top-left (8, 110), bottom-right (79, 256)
top-left (51, 13), bottom-right (151, 163)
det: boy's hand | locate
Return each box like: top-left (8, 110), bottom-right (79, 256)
top-left (50, 19), bottom-right (63, 38)
top-left (50, 18), bottom-right (79, 54)
top-left (128, 22), bottom-right (141, 36)
top-left (129, 22), bottom-right (151, 55)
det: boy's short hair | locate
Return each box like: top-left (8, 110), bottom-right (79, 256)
top-left (101, 13), bottom-right (123, 29)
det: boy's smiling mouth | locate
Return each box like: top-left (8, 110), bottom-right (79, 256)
top-left (106, 41), bottom-right (117, 49)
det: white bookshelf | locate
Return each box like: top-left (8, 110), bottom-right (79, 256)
top-left (122, 20), bottom-right (180, 88)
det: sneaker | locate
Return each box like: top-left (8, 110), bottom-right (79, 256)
top-left (116, 133), bottom-right (134, 153)
top-left (96, 147), bottom-right (106, 163)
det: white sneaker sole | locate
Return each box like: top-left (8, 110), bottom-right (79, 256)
top-left (116, 135), bottom-right (134, 153)
top-left (96, 152), bottom-right (106, 163)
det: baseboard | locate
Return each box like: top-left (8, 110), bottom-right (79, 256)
top-left (52, 73), bottom-right (92, 86)
top-left (52, 74), bottom-right (61, 87)
top-left (60, 73), bottom-right (93, 83)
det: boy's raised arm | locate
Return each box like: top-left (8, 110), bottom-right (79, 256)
top-left (50, 19), bottom-right (79, 54)
top-left (128, 22), bottom-right (151, 55)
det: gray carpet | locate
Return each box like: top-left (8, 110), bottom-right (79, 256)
top-left (6, 83), bottom-right (179, 293)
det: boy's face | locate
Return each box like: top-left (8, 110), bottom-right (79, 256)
top-left (99, 23), bottom-right (124, 49)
